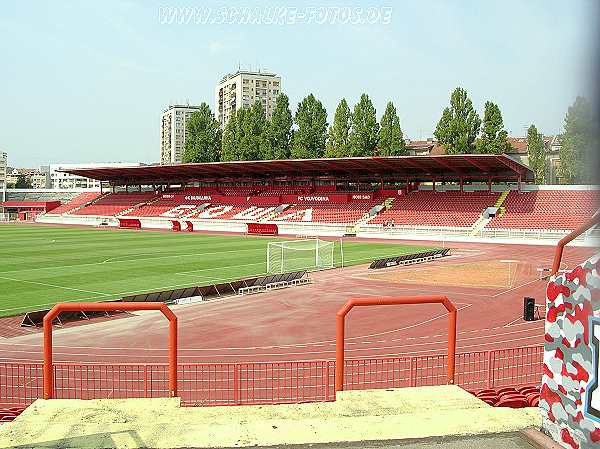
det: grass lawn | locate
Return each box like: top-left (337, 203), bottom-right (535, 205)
top-left (0, 224), bottom-right (437, 317)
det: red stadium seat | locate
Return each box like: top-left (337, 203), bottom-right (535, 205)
top-left (495, 396), bottom-right (528, 408)
top-left (370, 190), bottom-right (499, 228)
top-left (46, 192), bottom-right (102, 215)
top-left (487, 190), bottom-right (600, 231)
top-left (72, 192), bottom-right (158, 217)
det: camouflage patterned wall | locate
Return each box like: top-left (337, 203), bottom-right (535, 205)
top-left (541, 253), bottom-right (600, 449)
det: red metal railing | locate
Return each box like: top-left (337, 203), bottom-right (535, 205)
top-left (551, 214), bottom-right (599, 275)
top-left (43, 302), bottom-right (177, 400)
top-left (0, 345), bottom-right (543, 407)
top-left (335, 296), bottom-right (457, 391)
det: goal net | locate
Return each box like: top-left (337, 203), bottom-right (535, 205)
top-left (267, 239), bottom-right (334, 274)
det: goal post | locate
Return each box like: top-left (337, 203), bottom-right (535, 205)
top-left (267, 239), bottom-right (334, 274)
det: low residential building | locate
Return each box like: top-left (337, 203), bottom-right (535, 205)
top-left (6, 168), bottom-right (48, 189)
top-left (403, 136), bottom-right (561, 184)
top-left (215, 70), bottom-right (281, 128)
top-left (404, 138), bottom-right (445, 156)
top-left (49, 162), bottom-right (142, 189)
top-left (160, 105), bottom-right (201, 164)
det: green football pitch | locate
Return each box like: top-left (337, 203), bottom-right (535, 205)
top-left (0, 224), bottom-right (437, 317)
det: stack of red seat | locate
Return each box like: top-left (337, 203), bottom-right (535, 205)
top-left (0, 406), bottom-right (26, 422)
top-left (468, 386), bottom-right (539, 408)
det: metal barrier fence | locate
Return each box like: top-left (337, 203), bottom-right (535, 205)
top-left (0, 345), bottom-right (543, 407)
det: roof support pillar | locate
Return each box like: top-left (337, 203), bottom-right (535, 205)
top-left (487, 176), bottom-right (492, 193)
top-left (459, 178), bottom-right (464, 193)
top-left (517, 175), bottom-right (522, 193)
top-left (432, 179), bottom-right (436, 192)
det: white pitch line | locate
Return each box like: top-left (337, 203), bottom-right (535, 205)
top-left (0, 275), bottom-right (113, 297)
top-left (0, 246), bottom-right (269, 276)
top-left (490, 277), bottom-right (543, 298)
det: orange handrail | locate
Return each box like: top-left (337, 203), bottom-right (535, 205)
top-left (43, 302), bottom-right (177, 399)
top-left (335, 295), bottom-right (457, 391)
top-left (551, 214), bottom-right (599, 275)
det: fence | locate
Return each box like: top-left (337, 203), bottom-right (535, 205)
top-left (0, 345), bottom-right (543, 408)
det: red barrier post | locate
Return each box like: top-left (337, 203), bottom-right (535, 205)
top-left (43, 302), bottom-right (177, 400)
top-left (335, 295), bottom-right (457, 391)
top-left (551, 214), bottom-right (599, 275)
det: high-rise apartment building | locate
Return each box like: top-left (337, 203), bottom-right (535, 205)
top-left (0, 152), bottom-right (7, 202)
top-left (160, 105), bottom-right (200, 164)
top-left (215, 70), bottom-right (281, 128)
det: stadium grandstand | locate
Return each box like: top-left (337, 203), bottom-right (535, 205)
top-left (21, 154), bottom-right (599, 243)
top-left (0, 189), bottom-right (99, 221)
top-left (1, 155), bottom-right (599, 448)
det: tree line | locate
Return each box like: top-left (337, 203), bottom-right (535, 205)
top-left (182, 87), bottom-right (598, 184)
top-left (182, 92), bottom-right (406, 164)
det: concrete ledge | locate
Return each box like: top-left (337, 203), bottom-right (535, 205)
top-left (520, 428), bottom-right (563, 449)
top-left (0, 386), bottom-right (542, 449)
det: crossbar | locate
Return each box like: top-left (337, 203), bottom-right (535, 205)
top-left (43, 302), bottom-right (177, 399)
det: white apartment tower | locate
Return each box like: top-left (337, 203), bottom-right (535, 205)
top-left (160, 105), bottom-right (201, 164)
top-left (0, 152), bottom-right (7, 202)
top-left (215, 70), bottom-right (281, 128)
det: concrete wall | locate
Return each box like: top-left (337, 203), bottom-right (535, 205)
top-left (541, 253), bottom-right (600, 448)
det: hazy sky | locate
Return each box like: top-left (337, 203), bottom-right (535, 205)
top-left (0, 0), bottom-right (597, 167)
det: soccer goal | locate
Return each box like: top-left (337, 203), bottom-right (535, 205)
top-left (266, 239), bottom-right (334, 274)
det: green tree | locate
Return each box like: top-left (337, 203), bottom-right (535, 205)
top-left (434, 87), bottom-right (481, 154)
top-left (325, 98), bottom-right (352, 158)
top-left (527, 124), bottom-right (546, 184)
top-left (221, 102), bottom-right (271, 161)
top-left (182, 103), bottom-right (222, 163)
top-left (349, 94), bottom-right (379, 156)
top-left (14, 174), bottom-right (32, 189)
top-left (243, 101), bottom-right (271, 160)
top-left (378, 101), bottom-right (406, 156)
top-left (476, 101), bottom-right (511, 154)
top-left (269, 94), bottom-right (293, 159)
top-left (221, 107), bottom-right (243, 161)
top-left (291, 94), bottom-right (328, 159)
top-left (558, 96), bottom-right (598, 184)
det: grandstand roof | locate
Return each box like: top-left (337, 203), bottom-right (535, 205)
top-left (59, 155), bottom-right (533, 184)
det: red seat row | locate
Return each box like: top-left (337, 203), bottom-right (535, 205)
top-left (274, 204), bottom-right (375, 223)
top-left (487, 190), bottom-right (600, 230)
top-left (72, 192), bottom-right (158, 216)
top-left (0, 406), bottom-right (26, 422)
top-left (46, 192), bottom-right (101, 215)
top-left (371, 191), bottom-right (499, 227)
top-left (467, 385), bottom-right (539, 408)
